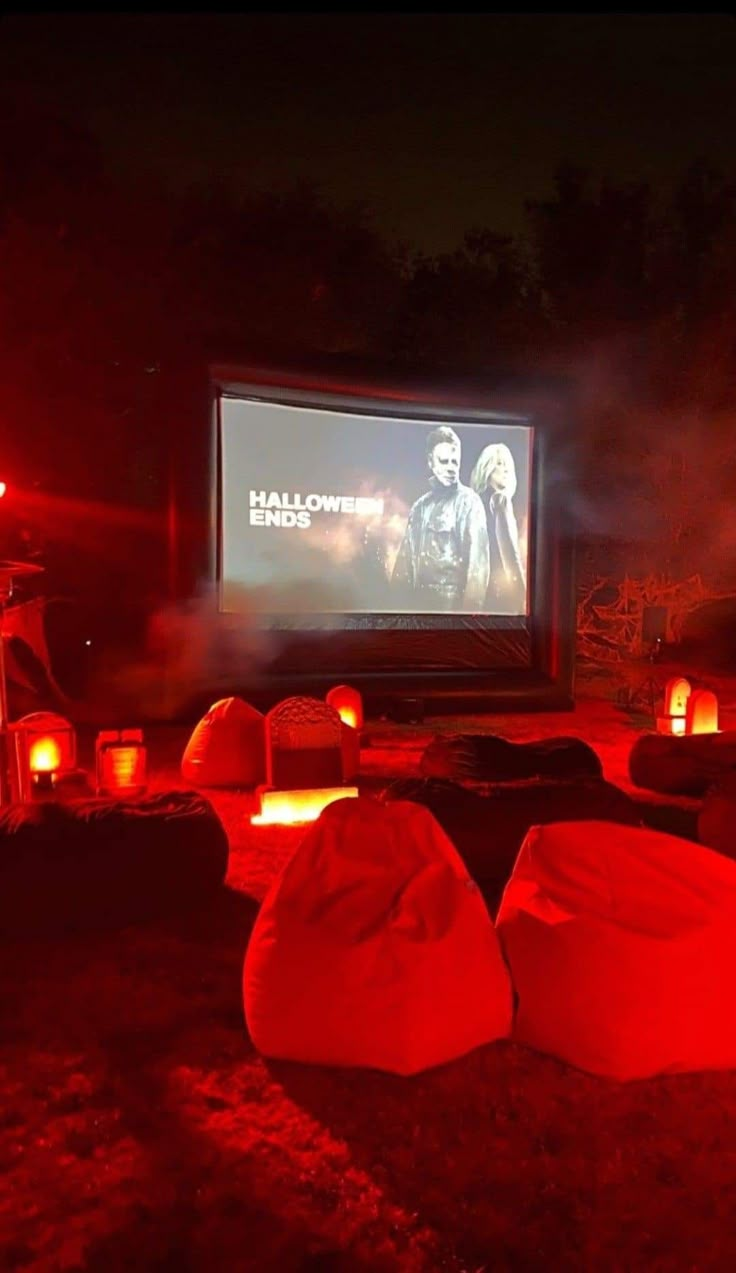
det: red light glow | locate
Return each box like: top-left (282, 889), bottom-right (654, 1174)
top-left (251, 786), bottom-right (358, 825)
top-left (326, 685), bottom-right (364, 731)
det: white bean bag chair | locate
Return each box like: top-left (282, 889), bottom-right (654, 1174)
top-left (182, 696), bottom-right (265, 788)
top-left (496, 820), bottom-right (736, 1080)
top-left (244, 796), bottom-right (513, 1075)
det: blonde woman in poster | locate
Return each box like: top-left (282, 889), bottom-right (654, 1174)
top-left (469, 443), bottom-right (527, 613)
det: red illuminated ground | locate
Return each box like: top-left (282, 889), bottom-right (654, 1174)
top-left (3, 676), bottom-right (736, 1271)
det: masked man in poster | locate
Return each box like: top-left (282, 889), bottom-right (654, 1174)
top-left (391, 426), bottom-right (490, 611)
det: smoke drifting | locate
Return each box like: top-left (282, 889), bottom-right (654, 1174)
top-left (84, 583), bottom-right (273, 720)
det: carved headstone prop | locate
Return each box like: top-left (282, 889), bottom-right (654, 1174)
top-left (421, 734), bottom-right (603, 784)
top-left (686, 688), bottom-right (719, 736)
top-left (629, 731), bottom-right (736, 797)
top-left (253, 696), bottom-right (358, 825)
top-left (267, 696), bottom-right (344, 788)
top-left (244, 797), bottom-right (513, 1075)
top-left (181, 696), bottom-right (265, 789)
top-left (497, 820), bottom-right (736, 1080)
top-left (657, 676), bottom-right (691, 735)
top-left (382, 777), bottom-right (641, 911)
top-left (326, 684), bottom-right (363, 782)
top-left (0, 791), bottom-right (229, 935)
top-left (698, 774), bottom-right (736, 861)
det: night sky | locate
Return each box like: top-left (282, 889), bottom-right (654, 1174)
top-left (2, 12), bottom-right (736, 250)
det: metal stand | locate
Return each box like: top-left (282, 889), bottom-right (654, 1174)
top-left (617, 674), bottom-right (663, 720)
top-left (0, 561), bottom-right (46, 807)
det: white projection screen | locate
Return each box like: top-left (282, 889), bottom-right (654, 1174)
top-left (219, 393), bottom-right (533, 626)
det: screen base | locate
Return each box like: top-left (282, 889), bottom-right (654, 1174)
top-left (175, 667), bottom-right (574, 723)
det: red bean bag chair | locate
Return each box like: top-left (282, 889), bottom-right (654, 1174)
top-left (182, 696), bottom-right (265, 788)
top-left (496, 820), bottom-right (736, 1080)
top-left (244, 797), bottom-right (513, 1075)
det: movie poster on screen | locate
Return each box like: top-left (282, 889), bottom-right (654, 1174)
top-left (220, 397), bottom-right (532, 620)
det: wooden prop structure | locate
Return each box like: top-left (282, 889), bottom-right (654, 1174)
top-left (576, 573), bottom-right (727, 662)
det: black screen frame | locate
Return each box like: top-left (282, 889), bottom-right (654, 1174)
top-left (187, 359), bottom-right (576, 713)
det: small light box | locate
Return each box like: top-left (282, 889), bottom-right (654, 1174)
top-left (251, 786), bottom-right (358, 826)
top-left (10, 712), bottom-right (77, 801)
top-left (96, 729), bottom-right (148, 796)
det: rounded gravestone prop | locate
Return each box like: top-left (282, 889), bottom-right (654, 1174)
top-left (421, 734), bottom-right (602, 783)
top-left (685, 688), bottom-right (719, 736)
top-left (266, 696), bottom-right (345, 789)
top-left (0, 790), bottom-right (229, 934)
top-left (182, 696), bottom-right (265, 788)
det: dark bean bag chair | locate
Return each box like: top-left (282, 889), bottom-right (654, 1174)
top-left (629, 731), bottom-right (736, 797)
top-left (421, 734), bottom-right (602, 783)
top-left (382, 777), bottom-right (640, 911)
top-left (0, 791), bottom-right (229, 935)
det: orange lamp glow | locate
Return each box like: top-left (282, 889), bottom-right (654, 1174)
top-left (326, 685), bottom-right (364, 731)
top-left (251, 786), bottom-right (358, 826)
top-left (28, 736), bottom-right (62, 774)
top-left (96, 729), bottom-right (147, 795)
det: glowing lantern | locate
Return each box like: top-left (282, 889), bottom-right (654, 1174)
top-left (657, 677), bottom-right (692, 735)
top-left (251, 786), bottom-right (358, 826)
top-left (10, 712), bottom-right (77, 800)
top-left (96, 729), bottom-right (147, 796)
top-left (326, 684), bottom-right (364, 731)
top-left (29, 735), bottom-right (62, 773)
top-left (686, 689), bottom-right (719, 736)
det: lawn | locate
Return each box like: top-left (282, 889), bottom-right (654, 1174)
top-left (2, 683), bottom-right (736, 1272)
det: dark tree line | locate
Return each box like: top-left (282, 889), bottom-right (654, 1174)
top-left (3, 100), bottom-right (736, 600)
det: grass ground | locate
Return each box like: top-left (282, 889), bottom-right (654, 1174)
top-left (3, 668), bottom-right (736, 1272)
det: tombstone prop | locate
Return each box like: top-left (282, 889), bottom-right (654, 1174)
top-left (266, 696), bottom-right (345, 789)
